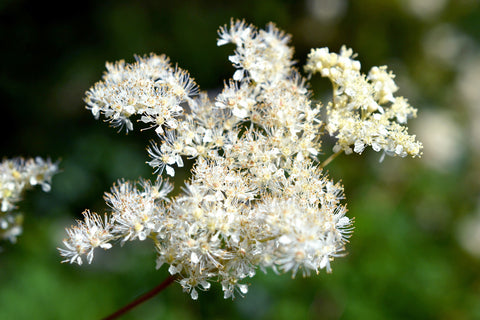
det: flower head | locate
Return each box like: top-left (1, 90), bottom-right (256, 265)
top-left (85, 53), bottom-right (198, 134)
top-left (60, 19), bottom-right (421, 300)
top-left (305, 46), bottom-right (423, 159)
top-left (0, 157), bottom-right (58, 243)
top-left (59, 210), bottom-right (113, 265)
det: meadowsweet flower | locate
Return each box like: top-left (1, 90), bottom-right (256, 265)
top-left (60, 19), bottom-right (421, 300)
top-left (0, 157), bottom-right (58, 243)
top-left (147, 131), bottom-right (184, 177)
top-left (217, 19), bottom-right (294, 83)
top-left (305, 46), bottom-right (423, 159)
top-left (59, 210), bottom-right (113, 265)
top-left (105, 178), bottom-right (173, 242)
top-left (85, 53), bottom-right (198, 133)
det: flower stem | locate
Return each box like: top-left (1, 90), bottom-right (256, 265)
top-left (319, 150), bottom-right (343, 169)
top-left (102, 275), bottom-right (178, 320)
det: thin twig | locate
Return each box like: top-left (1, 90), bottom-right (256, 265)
top-left (102, 275), bottom-right (178, 320)
top-left (319, 150), bottom-right (343, 169)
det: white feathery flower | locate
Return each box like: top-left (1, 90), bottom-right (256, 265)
top-left (85, 53), bottom-right (197, 134)
top-left (217, 19), bottom-right (253, 46)
top-left (367, 66), bottom-right (398, 104)
top-left (105, 179), bottom-right (172, 242)
top-left (217, 19), bottom-right (293, 84)
top-left (0, 157), bottom-right (59, 243)
top-left (147, 131), bottom-right (184, 177)
top-left (305, 46), bottom-right (422, 158)
top-left (58, 210), bottom-right (113, 265)
top-left (59, 19), bottom-right (422, 301)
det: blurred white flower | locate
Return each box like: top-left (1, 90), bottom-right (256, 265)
top-left (457, 201), bottom-right (480, 259)
top-left (305, 0), bottom-right (347, 23)
top-left (402, 0), bottom-right (448, 20)
top-left (455, 55), bottom-right (480, 154)
top-left (0, 157), bottom-right (59, 243)
top-left (414, 109), bottom-right (463, 171)
top-left (423, 24), bottom-right (475, 67)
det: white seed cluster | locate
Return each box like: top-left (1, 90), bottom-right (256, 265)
top-left (59, 19), bottom-right (421, 300)
top-left (0, 157), bottom-right (58, 243)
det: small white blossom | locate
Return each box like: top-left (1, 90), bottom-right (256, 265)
top-left (105, 178), bottom-right (173, 243)
top-left (59, 210), bottom-right (113, 265)
top-left (217, 19), bottom-right (294, 84)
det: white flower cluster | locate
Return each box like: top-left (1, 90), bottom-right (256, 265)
top-left (59, 19), bottom-right (421, 300)
top-left (58, 179), bottom-right (172, 265)
top-left (305, 46), bottom-right (422, 159)
top-left (0, 157), bottom-right (58, 243)
top-left (85, 53), bottom-right (197, 134)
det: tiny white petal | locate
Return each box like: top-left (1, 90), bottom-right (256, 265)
top-left (166, 165), bottom-right (175, 177)
top-left (191, 252), bottom-right (200, 264)
top-left (278, 235), bottom-right (292, 245)
top-left (238, 284), bottom-right (248, 294)
top-left (233, 69), bottom-right (244, 81)
top-left (228, 55), bottom-right (240, 64)
top-left (191, 288), bottom-right (198, 300)
top-left (320, 256), bottom-right (328, 269)
top-left (168, 265), bottom-right (178, 275)
top-left (217, 39), bottom-right (229, 46)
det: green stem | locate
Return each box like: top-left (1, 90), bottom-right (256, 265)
top-left (319, 150), bottom-right (343, 169)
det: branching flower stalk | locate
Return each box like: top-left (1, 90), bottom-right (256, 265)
top-left (0, 157), bottom-right (59, 243)
top-left (59, 19), bottom-right (422, 313)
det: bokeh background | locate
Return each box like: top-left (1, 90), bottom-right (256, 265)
top-left (1, 0), bottom-right (480, 319)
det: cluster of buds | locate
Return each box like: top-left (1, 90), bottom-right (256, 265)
top-left (59, 19), bottom-right (421, 299)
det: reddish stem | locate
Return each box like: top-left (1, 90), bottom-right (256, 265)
top-left (102, 275), bottom-right (178, 320)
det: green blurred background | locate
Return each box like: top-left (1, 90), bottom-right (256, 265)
top-left (1, 0), bottom-right (480, 319)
